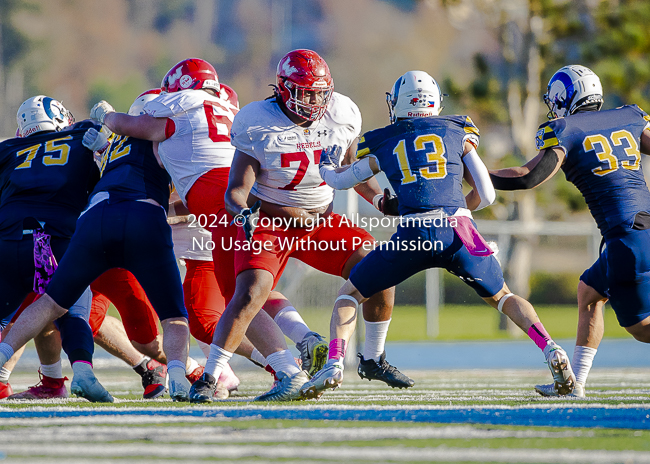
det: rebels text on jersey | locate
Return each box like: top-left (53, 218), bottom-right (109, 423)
top-left (356, 115), bottom-right (480, 216)
top-left (536, 105), bottom-right (650, 236)
top-left (0, 121), bottom-right (100, 239)
top-left (144, 89), bottom-right (239, 204)
top-left (94, 135), bottom-right (172, 212)
top-left (230, 92), bottom-right (361, 210)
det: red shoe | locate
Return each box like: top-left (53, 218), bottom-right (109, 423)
top-left (186, 365), bottom-right (204, 385)
top-left (136, 359), bottom-right (167, 400)
top-left (0, 381), bottom-right (13, 399)
top-left (8, 372), bottom-right (68, 399)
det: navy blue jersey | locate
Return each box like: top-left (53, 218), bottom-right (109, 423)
top-left (356, 116), bottom-right (480, 215)
top-left (0, 121), bottom-right (100, 239)
top-left (93, 135), bottom-right (171, 211)
top-left (536, 105), bottom-right (650, 236)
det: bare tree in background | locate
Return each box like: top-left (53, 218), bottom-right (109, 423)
top-left (0, 0), bottom-right (31, 138)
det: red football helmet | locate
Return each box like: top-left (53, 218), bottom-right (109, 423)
top-left (276, 49), bottom-right (333, 121)
top-left (161, 58), bottom-right (220, 93)
top-left (219, 83), bottom-right (239, 109)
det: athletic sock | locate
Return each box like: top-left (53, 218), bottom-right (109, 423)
top-left (274, 306), bottom-right (310, 344)
top-left (133, 357), bottom-right (151, 376)
top-left (527, 322), bottom-right (552, 351)
top-left (204, 344), bottom-right (233, 382)
top-left (364, 319), bottom-right (390, 362)
top-left (186, 356), bottom-right (201, 374)
top-left (40, 360), bottom-right (63, 379)
top-left (71, 361), bottom-right (94, 378)
top-left (0, 343), bottom-right (15, 367)
top-left (266, 349), bottom-right (301, 376)
top-left (0, 366), bottom-right (11, 383)
top-left (196, 339), bottom-right (211, 358)
top-left (328, 338), bottom-right (347, 363)
top-left (250, 348), bottom-right (267, 367)
top-left (131, 356), bottom-right (149, 370)
top-left (573, 345), bottom-right (597, 386)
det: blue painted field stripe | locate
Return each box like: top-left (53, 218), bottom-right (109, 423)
top-left (2, 407), bottom-right (649, 430)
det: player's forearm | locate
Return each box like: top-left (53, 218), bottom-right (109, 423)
top-left (465, 190), bottom-right (480, 211)
top-left (354, 176), bottom-right (382, 204)
top-left (225, 188), bottom-right (250, 217)
top-left (104, 113), bottom-right (167, 142)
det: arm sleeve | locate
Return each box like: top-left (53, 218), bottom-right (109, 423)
top-left (320, 156), bottom-right (376, 190)
top-left (463, 148), bottom-right (495, 210)
top-left (490, 149), bottom-right (561, 190)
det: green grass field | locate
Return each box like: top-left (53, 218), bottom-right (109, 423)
top-left (296, 304), bottom-right (628, 341)
top-left (1, 367), bottom-right (649, 463)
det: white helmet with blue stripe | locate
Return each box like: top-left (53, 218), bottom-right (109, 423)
top-left (387, 70), bottom-right (443, 124)
top-left (16, 95), bottom-right (74, 137)
top-left (544, 65), bottom-right (603, 119)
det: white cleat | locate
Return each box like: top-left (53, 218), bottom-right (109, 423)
top-left (543, 342), bottom-right (576, 396)
top-left (300, 361), bottom-right (344, 400)
top-left (254, 371), bottom-right (309, 402)
top-left (168, 369), bottom-right (191, 402)
top-left (535, 381), bottom-right (586, 398)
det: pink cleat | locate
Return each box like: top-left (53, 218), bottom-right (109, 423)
top-left (8, 372), bottom-right (68, 400)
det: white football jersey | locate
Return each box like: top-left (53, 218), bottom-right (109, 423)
top-left (230, 92), bottom-right (361, 210)
top-left (171, 221), bottom-right (213, 261)
top-left (145, 89), bottom-right (238, 204)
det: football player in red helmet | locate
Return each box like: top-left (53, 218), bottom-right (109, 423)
top-left (275, 49), bottom-right (334, 122)
top-left (161, 58), bottom-right (220, 94)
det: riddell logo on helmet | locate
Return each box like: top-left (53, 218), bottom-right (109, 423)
top-left (22, 126), bottom-right (41, 137)
top-left (408, 111), bottom-right (433, 117)
top-left (179, 75), bottom-right (192, 88)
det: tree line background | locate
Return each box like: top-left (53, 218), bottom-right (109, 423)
top-left (1, 0), bottom-right (649, 306)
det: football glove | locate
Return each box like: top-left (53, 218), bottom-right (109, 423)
top-left (90, 100), bottom-right (115, 125)
top-left (232, 200), bottom-right (261, 242)
top-left (82, 127), bottom-right (110, 153)
top-left (318, 145), bottom-right (343, 175)
top-left (373, 188), bottom-right (399, 216)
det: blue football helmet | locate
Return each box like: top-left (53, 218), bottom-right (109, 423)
top-left (544, 65), bottom-right (603, 119)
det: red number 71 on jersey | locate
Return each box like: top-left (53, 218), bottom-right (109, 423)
top-left (279, 149), bottom-right (326, 190)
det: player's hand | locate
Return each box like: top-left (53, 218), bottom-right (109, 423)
top-left (374, 188), bottom-right (399, 216)
top-left (82, 128), bottom-right (110, 153)
top-left (319, 145), bottom-right (342, 175)
top-left (232, 200), bottom-right (261, 242)
top-left (90, 100), bottom-right (115, 125)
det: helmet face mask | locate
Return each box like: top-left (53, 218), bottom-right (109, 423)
top-left (276, 49), bottom-right (333, 122)
top-left (16, 95), bottom-right (74, 137)
top-left (387, 71), bottom-right (443, 124)
top-left (161, 58), bottom-right (220, 94)
top-left (543, 65), bottom-right (603, 119)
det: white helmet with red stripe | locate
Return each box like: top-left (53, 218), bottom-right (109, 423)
top-left (128, 89), bottom-right (163, 116)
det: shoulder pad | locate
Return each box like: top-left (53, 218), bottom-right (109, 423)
top-left (327, 92), bottom-right (362, 137)
top-left (535, 120), bottom-right (560, 151)
top-left (144, 90), bottom-right (204, 118)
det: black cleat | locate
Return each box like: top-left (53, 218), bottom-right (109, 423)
top-left (357, 352), bottom-right (415, 389)
top-left (189, 372), bottom-right (217, 404)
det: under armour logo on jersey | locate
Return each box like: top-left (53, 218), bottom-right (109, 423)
top-left (317, 129), bottom-right (328, 137)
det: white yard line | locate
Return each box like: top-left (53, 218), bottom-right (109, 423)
top-left (0, 424), bottom-right (587, 443)
top-left (2, 443), bottom-right (650, 463)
